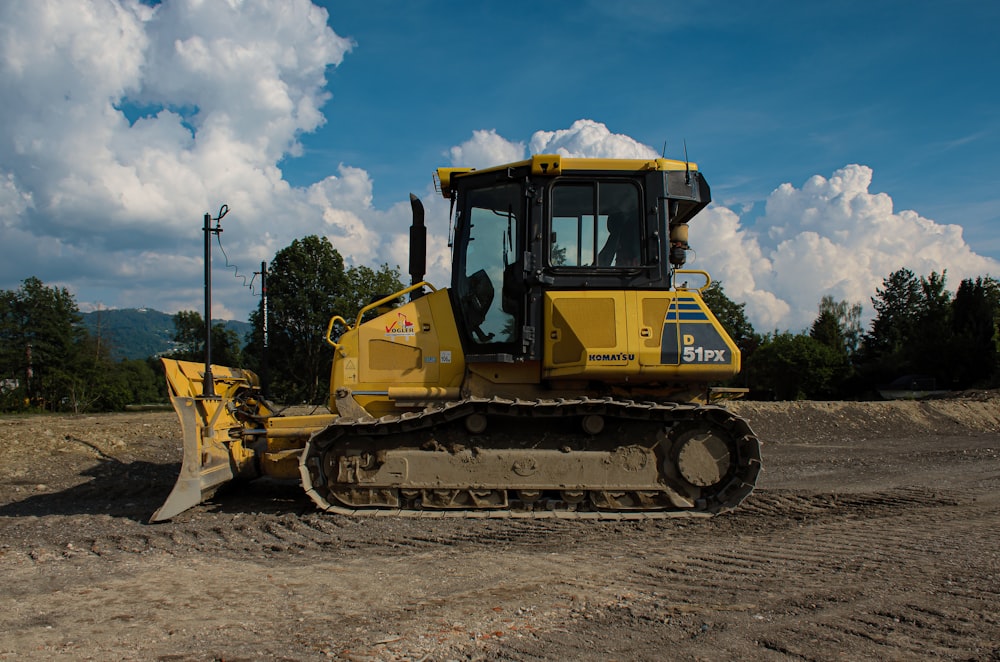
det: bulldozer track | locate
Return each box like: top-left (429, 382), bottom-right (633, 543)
top-left (300, 396), bottom-right (762, 519)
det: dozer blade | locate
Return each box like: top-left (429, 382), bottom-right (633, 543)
top-left (151, 359), bottom-right (263, 522)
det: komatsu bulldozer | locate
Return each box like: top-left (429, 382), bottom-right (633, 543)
top-left (153, 154), bottom-right (761, 522)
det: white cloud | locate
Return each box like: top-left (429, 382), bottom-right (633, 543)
top-left (0, 174), bottom-right (33, 222)
top-left (530, 119), bottom-right (659, 159)
top-left (687, 205), bottom-right (791, 329)
top-left (1, 2), bottom-right (995, 336)
top-left (447, 119), bottom-right (661, 170)
top-left (449, 129), bottom-right (526, 169)
top-left (694, 164), bottom-right (1000, 331)
top-left (442, 122), bottom-right (1000, 333)
top-left (0, 0), bottom-right (358, 315)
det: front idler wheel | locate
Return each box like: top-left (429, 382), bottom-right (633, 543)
top-left (673, 427), bottom-right (733, 488)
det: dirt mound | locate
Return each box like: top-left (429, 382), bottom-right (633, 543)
top-left (731, 394), bottom-right (1000, 444)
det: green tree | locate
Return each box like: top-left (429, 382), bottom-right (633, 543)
top-left (863, 268), bottom-right (921, 359)
top-left (167, 310), bottom-right (244, 367)
top-left (749, 332), bottom-right (845, 400)
top-left (95, 358), bottom-right (166, 409)
top-left (910, 271), bottom-right (953, 383)
top-left (170, 310), bottom-right (204, 358)
top-left (0, 277), bottom-right (87, 410)
top-left (813, 295), bottom-right (863, 356)
top-left (979, 276), bottom-right (1000, 360)
top-left (0, 278), bottom-right (169, 413)
top-left (347, 263), bottom-right (408, 314)
top-left (244, 235), bottom-right (404, 404)
top-left (858, 268), bottom-right (973, 391)
top-left (860, 268), bottom-right (924, 383)
top-left (62, 333), bottom-right (111, 413)
top-left (949, 276), bottom-right (998, 387)
top-left (808, 296), bottom-right (863, 397)
top-left (810, 309), bottom-right (845, 353)
top-left (65, 340), bottom-right (166, 411)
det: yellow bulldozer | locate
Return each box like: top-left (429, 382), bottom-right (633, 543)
top-left (154, 154), bottom-right (762, 522)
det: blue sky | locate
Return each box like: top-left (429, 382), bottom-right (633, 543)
top-left (1, 0), bottom-right (998, 330)
top-left (295, 1), bottom-right (999, 246)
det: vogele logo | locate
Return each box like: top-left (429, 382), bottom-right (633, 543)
top-left (385, 313), bottom-right (416, 336)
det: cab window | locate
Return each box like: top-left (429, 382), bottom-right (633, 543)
top-left (549, 181), bottom-right (642, 267)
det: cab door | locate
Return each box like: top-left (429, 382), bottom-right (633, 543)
top-left (451, 180), bottom-right (525, 360)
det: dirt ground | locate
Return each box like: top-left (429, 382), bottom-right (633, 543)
top-left (1, 394), bottom-right (998, 661)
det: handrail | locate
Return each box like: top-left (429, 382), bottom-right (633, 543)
top-left (673, 269), bottom-right (712, 293)
top-left (353, 281), bottom-right (437, 327)
top-left (324, 315), bottom-right (350, 350)
top-left (323, 280), bottom-right (439, 352)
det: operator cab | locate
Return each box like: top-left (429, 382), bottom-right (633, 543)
top-left (439, 154), bottom-right (710, 363)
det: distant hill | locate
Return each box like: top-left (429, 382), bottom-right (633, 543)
top-left (80, 308), bottom-right (253, 361)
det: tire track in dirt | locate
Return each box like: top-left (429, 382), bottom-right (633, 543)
top-left (0, 485), bottom-right (975, 562)
top-left (1, 406), bottom-right (998, 661)
top-left (481, 486), bottom-right (998, 661)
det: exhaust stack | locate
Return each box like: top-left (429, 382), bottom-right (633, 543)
top-left (409, 193), bottom-right (426, 300)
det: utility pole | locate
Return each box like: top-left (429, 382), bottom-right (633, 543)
top-left (25, 343), bottom-right (32, 403)
top-left (202, 207), bottom-right (227, 398)
top-left (257, 260), bottom-right (269, 398)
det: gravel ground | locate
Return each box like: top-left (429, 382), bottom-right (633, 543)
top-left (0, 394), bottom-right (998, 661)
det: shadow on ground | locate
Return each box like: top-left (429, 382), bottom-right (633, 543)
top-left (0, 458), bottom-right (311, 522)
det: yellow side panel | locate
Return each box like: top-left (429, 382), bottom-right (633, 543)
top-left (359, 300), bottom-right (438, 384)
top-left (331, 288), bottom-right (465, 411)
top-left (641, 298), bottom-right (671, 351)
top-left (544, 291), bottom-right (632, 377)
top-left (368, 338), bottom-right (422, 372)
top-left (550, 296), bottom-right (618, 364)
top-left (543, 290), bottom-right (740, 383)
top-left (647, 292), bottom-right (740, 377)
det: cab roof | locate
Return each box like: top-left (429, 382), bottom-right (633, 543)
top-left (435, 154), bottom-right (699, 197)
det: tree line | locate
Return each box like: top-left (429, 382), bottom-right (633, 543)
top-left (706, 268), bottom-right (1000, 399)
top-left (0, 236), bottom-right (403, 412)
top-left (2, 236), bottom-right (997, 412)
top-left (0, 277), bottom-right (164, 412)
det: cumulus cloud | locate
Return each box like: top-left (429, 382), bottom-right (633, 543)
top-left (0, 0), bottom-right (357, 316)
top-left (446, 120), bottom-right (660, 169)
top-left (530, 119), bottom-right (659, 159)
top-left (692, 165), bottom-right (1000, 331)
top-left (1, 2), bottom-right (995, 332)
top-left (450, 121), bottom-right (1000, 332)
top-left (449, 129), bottom-right (525, 169)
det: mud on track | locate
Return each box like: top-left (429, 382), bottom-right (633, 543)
top-left (0, 397), bottom-right (998, 661)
